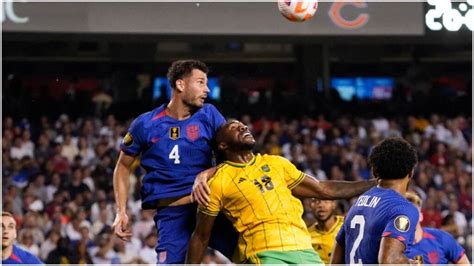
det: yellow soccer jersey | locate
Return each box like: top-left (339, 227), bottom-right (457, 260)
top-left (307, 215), bottom-right (344, 264)
top-left (198, 153), bottom-right (313, 262)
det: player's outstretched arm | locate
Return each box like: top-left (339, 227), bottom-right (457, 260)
top-left (186, 212), bottom-right (217, 264)
top-left (112, 151), bottom-right (135, 241)
top-left (292, 175), bottom-right (377, 200)
top-left (378, 237), bottom-right (410, 264)
top-left (330, 242), bottom-right (345, 265)
top-left (191, 166), bottom-right (217, 206)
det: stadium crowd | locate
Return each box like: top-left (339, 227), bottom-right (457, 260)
top-left (2, 108), bottom-right (472, 263)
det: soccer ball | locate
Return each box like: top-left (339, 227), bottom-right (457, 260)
top-left (277, 0), bottom-right (318, 22)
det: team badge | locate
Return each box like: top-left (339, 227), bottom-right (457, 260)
top-left (394, 215), bottom-right (410, 232)
top-left (186, 125), bottom-right (200, 141)
top-left (169, 127), bottom-right (180, 140)
top-left (261, 164), bottom-right (270, 172)
top-left (123, 133), bottom-right (133, 146)
top-left (159, 251), bottom-right (167, 263)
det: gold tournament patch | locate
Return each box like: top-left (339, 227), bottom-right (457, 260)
top-left (123, 133), bottom-right (133, 146)
top-left (169, 127), bottom-right (180, 140)
top-left (394, 215), bottom-right (410, 232)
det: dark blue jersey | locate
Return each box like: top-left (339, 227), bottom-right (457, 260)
top-left (336, 186), bottom-right (419, 264)
top-left (121, 104), bottom-right (225, 209)
top-left (2, 245), bottom-right (43, 264)
top-left (405, 227), bottom-right (465, 264)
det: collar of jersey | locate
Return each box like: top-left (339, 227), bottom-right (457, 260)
top-left (224, 154), bottom-right (256, 168)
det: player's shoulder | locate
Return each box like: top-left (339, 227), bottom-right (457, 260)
top-left (261, 154), bottom-right (288, 164)
top-left (200, 103), bottom-right (220, 114)
top-left (13, 245), bottom-right (41, 262)
top-left (133, 105), bottom-right (166, 124)
top-left (424, 227), bottom-right (452, 240)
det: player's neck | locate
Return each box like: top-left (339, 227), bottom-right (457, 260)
top-left (226, 151), bottom-right (254, 164)
top-left (316, 215), bottom-right (337, 232)
top-left (1, 245), bottom-right (13, 260)
top-left (414, 224), bottom-right (423, 243)
top-left (378, 178), bottom-right (408, 195)
top-left (166, 99), bottom-right (193, 120)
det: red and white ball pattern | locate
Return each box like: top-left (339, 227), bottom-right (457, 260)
top-left (277, 0), bottom-right (318, 22)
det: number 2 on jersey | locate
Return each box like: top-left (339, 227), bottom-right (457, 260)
top-left (169, 144), bottom-right (180, 164)
top-left (350, 215), bottom-right (365, 264)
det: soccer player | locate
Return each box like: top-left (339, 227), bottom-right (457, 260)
top-left (186, 120), bottom-right (376, 264)
top-left (331, 137), bottom-right (419, 264)
top-left (404, 192), bottom-right (470, 265)
top-left (307, 199), bottom-right (344, 264)
top-left (112, 59), bottom-right (236, 263)
top-left (2, 212), bottom-right (43, 264)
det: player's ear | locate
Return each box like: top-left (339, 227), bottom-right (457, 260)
top-left (218, 142), bottom-right (228, 151)
top-left (408, 169), bottom-right (415, 179)
top-left (175, 79), bottom-right (185, 92)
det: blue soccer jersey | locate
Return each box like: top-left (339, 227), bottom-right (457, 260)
top-left (121, 103), bottom-right (225, 209)
top-left (405, 227), bottom-right (465, 264)
top-left (336, 186), bottom-right (419, 264)
top-left (2, 245), bottom-right (43, 264)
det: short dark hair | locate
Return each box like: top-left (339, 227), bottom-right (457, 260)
top-left (369, 137), bottom-right (418, 180)
top-left (167, 59), bottom-right (209, 89)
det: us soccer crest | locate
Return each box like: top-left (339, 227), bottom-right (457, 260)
top-left (169, 127), bottom-right (180, 140)
top-left (186, 125), bottom-right (200, 141)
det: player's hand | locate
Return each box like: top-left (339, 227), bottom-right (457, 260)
top-left (112, 211), bottom-right (132, 242)
top-left (191, 167), bottom-right (216, 206)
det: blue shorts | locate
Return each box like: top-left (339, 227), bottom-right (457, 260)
top-left (153, 203), bottom-right (238, 264)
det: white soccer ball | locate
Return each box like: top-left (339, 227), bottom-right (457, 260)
top-left (277, 0), bottom-right (318, 22)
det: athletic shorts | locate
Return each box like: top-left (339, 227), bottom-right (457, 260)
top-left (153, 203), bottom-right (238, 264)
top-left (248, 249), bottom-right (324, 265)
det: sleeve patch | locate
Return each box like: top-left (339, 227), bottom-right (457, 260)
top-left (123, 132), bottom-right (134, 146)
top-left (394, 215), bottom-right (410, 232)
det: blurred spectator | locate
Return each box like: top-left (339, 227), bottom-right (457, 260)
top-left (139, 233), bottom-right (158, 264)
top-left (2, 105), bottom-right (471, 263)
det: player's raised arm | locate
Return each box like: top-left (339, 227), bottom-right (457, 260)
top-left (112, 151), bottom-right (135, 241)
top-left (292, 174), bottom-right (377, 200)
top-left (185, 212), bottom-right (217, 264)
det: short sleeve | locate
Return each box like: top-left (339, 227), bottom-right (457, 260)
top-left (120, 116), bottom-right (146, 156)
top-left (277, 156), bottom-right (305, 189)
top-left (336, 225), bottom-right (346, 247)
top-left (198, 173), bottom-right (224, 216)
top-left (382, 204), bottom-right (419, 248)
top-left (26, 253), bottom-right (43, 264)
top-left (207, 104), bottom-right (226, 133)
top-left (440, 230), bottom-right (465, 263)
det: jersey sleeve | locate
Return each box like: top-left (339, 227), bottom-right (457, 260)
top-left (198, 172), bottom-right (224, 217)
top-left (382, 204), bottom-right (419, 248)
top-left (335, 225), bottom-right (346, 247)
top-left (120, 116), bottom-right (146, 156)
top-left (26, 253), bottom-right (43, 264)
top-left (278, 156), bottom-right (305, 189)
top-left (207, 104), bottom-right (226, 133)
top-left (440, 230), bottom-right (465, 263)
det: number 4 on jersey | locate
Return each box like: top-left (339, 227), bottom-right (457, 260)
top-left (169, 144), bottom-right (180, 164)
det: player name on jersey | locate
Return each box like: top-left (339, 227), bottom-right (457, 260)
top-left (355, 195), bottom-right (381, 208)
